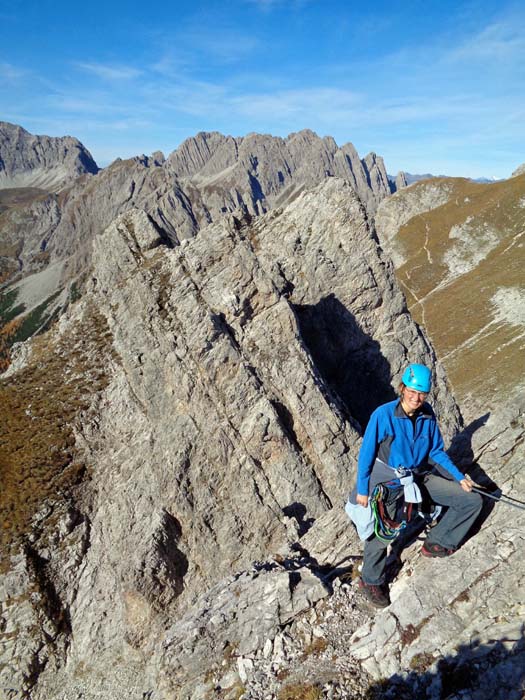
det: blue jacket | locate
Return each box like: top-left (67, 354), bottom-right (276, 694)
top-left (357, 399), bottom-right (464, 496)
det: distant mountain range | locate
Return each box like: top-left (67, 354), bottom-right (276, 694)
top-left (0, 123), bottom-right (396, 366)
top-left (388, 172), bottom-right (501, 186)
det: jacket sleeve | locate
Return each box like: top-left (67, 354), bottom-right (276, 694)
top-left (357, 409), bottom-right (381, 495)
top-left (428, 419), bottom-right (464, 481)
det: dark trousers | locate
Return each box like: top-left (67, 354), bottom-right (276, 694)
top-left (361, 474), bottom-right (483, 585)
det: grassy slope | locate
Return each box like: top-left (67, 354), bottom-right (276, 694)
top-left (391, 175), bottom-right (525, 405)
top-left (0, 287), bottom-right (70, 371)
top-left (0, 303), bottom-right (114, 563)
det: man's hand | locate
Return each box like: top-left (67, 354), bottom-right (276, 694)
top-left (356, 494), bottom-right (369, 507)
top-left (459, 475), bottom-right (479, 493)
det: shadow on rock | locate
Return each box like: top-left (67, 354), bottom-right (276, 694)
top-left (283, 502), bottom-right (316, 537)
top-left (449, 412), bottom-right (491, 469)
top-left (293, 294), bottom-right (396, 429)
top-left (365, 625), bottom-right (525, 700)
top-left (253, 542), bottom-right (363, 594)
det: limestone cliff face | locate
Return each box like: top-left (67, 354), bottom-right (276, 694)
top-left (0, 127), bottom-right (392, 287)
top-left (0, 131), bottom-right (523, 700)
top-left (1, 179), bottom-right (460, 699)
top-left (394, 171), bottom-right (408, 191)
top-left (0, 122), bottom-right (99, 191)
top-left (0, 127), bottom-right (395, 370)
top-left (6, 128), bottom-right (392, 279)
top-left (167, 129), bottom-right (393, 217)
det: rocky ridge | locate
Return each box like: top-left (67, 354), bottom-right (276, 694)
top-left (1, 134), bottom-right (523, 700)
top-left (0, 126), bottom-right (397, 366)
top-left (0, 128), bottom-right (395, 284)
top-left (166, 129), bottom-right (394, 216)
top-left (0, 179), bottom-right (471, 699)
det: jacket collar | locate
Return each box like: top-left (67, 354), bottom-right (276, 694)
top-left (394, 399), bottom-right (432, 419)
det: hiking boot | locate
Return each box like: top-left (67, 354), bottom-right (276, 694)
top-left (359, 578), bottom-right (390, 608)
top-left (421, 541), bottom-right (456, 558)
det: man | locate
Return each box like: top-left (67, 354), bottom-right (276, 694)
top-left (353, 363), bottom-right (482, 608)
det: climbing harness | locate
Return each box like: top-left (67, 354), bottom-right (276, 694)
top-left (471, 486), bottom-right (525, 511)
top-left (370, 484), bottom-right (413, 543)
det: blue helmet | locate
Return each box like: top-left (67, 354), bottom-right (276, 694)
top-left (401, 363), bottom-right (432, 393)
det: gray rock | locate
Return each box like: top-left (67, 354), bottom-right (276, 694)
top-left (157, 566), bottom-right (329, 695)
top-left (395, 171), bottom-right (409, 190)
top-left (0, 121), bottom-right (99, 191)
top-left (0, 125), bottom-right (395, 350)
top-left (168, 129), bottom-right (392, 217)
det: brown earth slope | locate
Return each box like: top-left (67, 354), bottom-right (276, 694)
top-left (375, 174), bottom-right (525, 414)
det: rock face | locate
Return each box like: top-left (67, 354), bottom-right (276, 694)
top-left (0, 126), bottom-right (395, 369)
top-left (2, 153), bottom-right (523, 699)
top-left (375, 175), bottom-right (525, 417)
top-left (511, 163), bottom-right (525, 177)
top-left (166, 129), bottom-right (393, 216)
top-left (0, 122), bottom-right (99, 191)
top-left (394, 171), bottom-right (409, 191)
top-left (0, 179), bottom-right (461, 699)
top-left (0, 127), bottom-right (394, 287)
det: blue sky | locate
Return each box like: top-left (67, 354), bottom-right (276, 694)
top-left (1, 0), bottom-right (524, 177)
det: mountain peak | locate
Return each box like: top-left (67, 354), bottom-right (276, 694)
top-left (0, 121), bottom-right (99, 191)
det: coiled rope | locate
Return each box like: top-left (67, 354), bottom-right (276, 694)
top-left (370, 484), bottom-right (413, 543)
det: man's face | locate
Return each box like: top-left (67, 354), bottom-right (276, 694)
top-left (402, 387), bottom-right (427, 413)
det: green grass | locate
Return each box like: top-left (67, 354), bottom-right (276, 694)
top-left (0, 288), bottom-right (26, 326)
top-left (69, 281), bottom-right (82, 304)
top-left (0, 290), bottom-right (64, 369)
top-left (9, 290), bottom-right (62, 344)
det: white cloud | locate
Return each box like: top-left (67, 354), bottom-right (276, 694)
top-left (0, 61), bottom-right (27, 81)
top-left (232, 87), bottom-right (362, 121)
top-left (76, 62), bottom-right (143, 81)
top-left (245, 0), bottom-right (282, 7)
top-left (447, 20), bottom-right (525, 64)
top-left (4, 5), bottom-right (522, 179)
top-left (151, 53), bottom-right (192, 77)
top-left (180, 29), bottom-right (260, 64)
